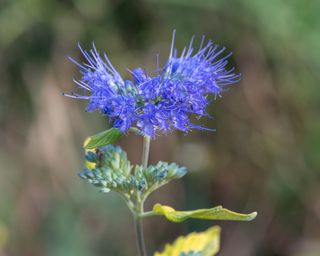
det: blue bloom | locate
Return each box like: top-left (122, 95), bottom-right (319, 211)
top-left (65, 31), bottom-right (241, 137)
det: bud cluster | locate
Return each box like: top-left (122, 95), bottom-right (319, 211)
top-left (79, 145), bottom-right (187, 208)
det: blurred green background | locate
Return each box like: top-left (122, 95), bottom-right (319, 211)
top-left (1, 0), bottom-right (320, 255)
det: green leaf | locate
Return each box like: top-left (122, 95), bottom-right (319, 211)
top-left (152, 204), bottom-right (257, 222)
top-left (83, 128), bottom-right (122, 149)
top-left (153, 226), bottom-right (220, 256)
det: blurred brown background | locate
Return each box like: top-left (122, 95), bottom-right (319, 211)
top-left (1, 0), bottom-right (320, 255)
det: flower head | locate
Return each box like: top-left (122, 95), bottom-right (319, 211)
top-left (65, 31), bottom-right (241, 137)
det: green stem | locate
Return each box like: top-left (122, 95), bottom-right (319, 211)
top-left (139, 211), bottom-right (155, 218)
top-left (141, 136), bottom-right (151, 168)
top-left (134, 214), bottom-right (147, 256)
top-left (133, 136), bottom-right (151, 256)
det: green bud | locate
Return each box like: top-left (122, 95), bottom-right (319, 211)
top-left (85, 151), bottom-right (97, 162)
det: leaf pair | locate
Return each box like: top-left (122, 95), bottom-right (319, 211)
top-left (152, 204), bottom-right (257, 256)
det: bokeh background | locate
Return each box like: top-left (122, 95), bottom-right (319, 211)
top-left (1, 0), bottom-right (320, 255)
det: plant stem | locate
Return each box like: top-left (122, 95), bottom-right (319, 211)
top-left (134, 214), bottom-right (147, 256)
top-left (134, 136), bottom-right (151, 256)
top-left (141, 136), bottom-right (151, 168)
top-left (139, 211), bottom-right (155, 218)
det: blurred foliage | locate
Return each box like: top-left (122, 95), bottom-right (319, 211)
top-left (154, 226), bottom-right (220, 256)
top-left (0, 0), bottom-right (320, 255)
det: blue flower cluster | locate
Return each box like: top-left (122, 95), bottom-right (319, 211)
top-left (65, 31), bottom-right (241, 137)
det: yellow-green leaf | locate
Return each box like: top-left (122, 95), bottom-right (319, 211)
top-left (83, 128), bottom-right (122, 149)
top-left (154, 226), bottom-right (221, 256)
top-left (152, 204), bottom-right (257, 223)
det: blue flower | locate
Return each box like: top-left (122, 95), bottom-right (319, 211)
top-left (65, 31), bottom-right (241, 137)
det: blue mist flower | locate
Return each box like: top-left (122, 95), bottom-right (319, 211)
top-left (64, 31), bottom-right (241, 137)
